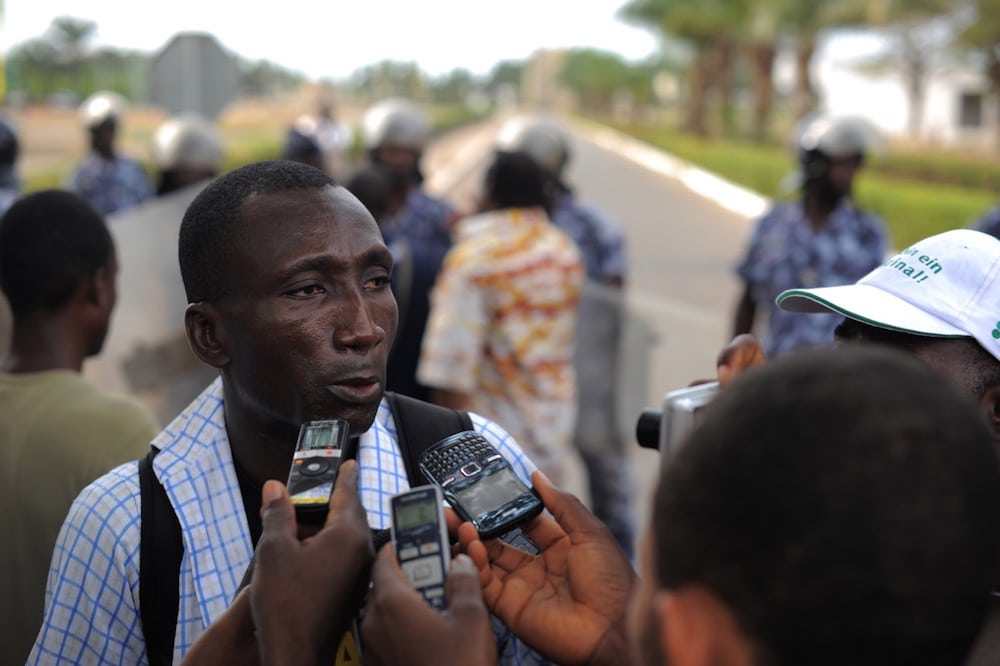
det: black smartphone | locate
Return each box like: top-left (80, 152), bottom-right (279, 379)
top-left (418, 431), bottom-right (542, 540)
top-left (390, 484), bottom-right (450, 610)
top-left (286, 419), bottom-right (351, 525)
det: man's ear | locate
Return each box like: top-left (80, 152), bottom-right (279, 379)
top-left (979, 385), bottom-right (1000, 451)
top-left (185, 302), bottom-right (230, 369)
top-left (657, 586), bottom-right (754, 666)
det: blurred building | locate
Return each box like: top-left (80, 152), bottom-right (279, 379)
top-left (521, 49), bottom-right (575, 110)
top-left (150, 33), bottom-right (239, 119)
top-left (817, 56), bottom-right (997, 149)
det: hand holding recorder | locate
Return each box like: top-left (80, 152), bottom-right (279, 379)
top-left (251, 460), bottom-right (374, 666)
top-left (459, 471), bottom-right (636, 666)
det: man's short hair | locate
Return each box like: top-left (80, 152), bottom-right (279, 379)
top-left (654, 346), bottom-right (1000, 666)
top-left (178, 160), bottom-right (335, 303)
top-left (0, 189), bottom-right (113, 317)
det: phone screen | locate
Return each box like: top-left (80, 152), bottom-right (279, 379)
top-left (396, 497), bottom-right (439, 531)
top-left (453, 467), bottom-right (529, 518)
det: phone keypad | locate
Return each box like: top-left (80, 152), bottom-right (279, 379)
top-left (422, 432), bottom-right (495, 480)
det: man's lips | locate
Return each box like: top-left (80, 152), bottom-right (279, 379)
top-left (326, 376), bottom-right (382, 403)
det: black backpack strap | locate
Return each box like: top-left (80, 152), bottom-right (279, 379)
top-left (384, 391), bottom-right (473, 487)
top-left (139, 448), bottom-right (183, 666)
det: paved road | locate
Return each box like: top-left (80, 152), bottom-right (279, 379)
top-left (83, 115), bottom-right (760, 554)
top-left (423, 116), bottom-right (756, 549)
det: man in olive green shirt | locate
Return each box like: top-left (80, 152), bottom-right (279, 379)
top-left (0, 191), bottom-right (157, 664)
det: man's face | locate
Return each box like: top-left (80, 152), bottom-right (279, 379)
top-left (373, 143), bottom-right (420, 182)
top-left (628, 527), bottom-right (668, 666)
top-left (217, 185), bottom-right (398, 436)
top-left (824, 153), bottom-right (863, 198)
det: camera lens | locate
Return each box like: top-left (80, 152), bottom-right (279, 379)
top-left (635, 409), bottom-right (662, 450)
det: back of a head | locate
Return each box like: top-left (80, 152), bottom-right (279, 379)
top-left (654, 346), bottom-right (1000, 666)
top-left (484, 150), bottom-right (549, 211)
top-left (0, 190), bottom-right (113, 318)
top-left (494, 115), bottom-right (569, 178)
top-left (153, 114), bottom-right (224, 174)
top-left (345, 165), bottom-right (391, 222)
top-left (178, 160), bottom-right (335, 304)
top-left (0, 119), bottom-right (19, 189)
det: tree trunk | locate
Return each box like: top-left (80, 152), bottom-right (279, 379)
top-left (793, 35), bottom-right (818, 121)
top-left (685, 50), bottom-right (711, 136)
top-left (749, 42), bottom-right (777, 142)
top-left (902, 33), bottom-right (926, 140)
top-left (715, 40), bottom-right (737, 136)
top-left (990, 50), bottom-right (1000, 154)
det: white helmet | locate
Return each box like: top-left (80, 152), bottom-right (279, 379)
top-left (798, 115), bottom-right (882, 160)
top-left (361, 98), bottom-right (429, 151)
top-left (152, 114), bottom-right (223, 171)
top-left (494, 115), bottom-right (569, 177)
top-left (79, 91), bottom-right (128, 129)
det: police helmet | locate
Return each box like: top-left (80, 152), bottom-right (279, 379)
top-left (361, 98), bottom-right (429, 151)
top-left (152, 114), bottom-right (223, 172)
top-left (788, 115), bottom-right (882, 189)
top-left (494, 115), bottom-right (570, 177)
top-left (79, 91), bottom-right (128, 129)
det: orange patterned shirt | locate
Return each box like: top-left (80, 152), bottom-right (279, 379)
top-left (418, 207), bottom-right (583, 480)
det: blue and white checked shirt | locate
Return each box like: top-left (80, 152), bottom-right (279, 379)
top-left (30, 378), bottom-right (547, 665)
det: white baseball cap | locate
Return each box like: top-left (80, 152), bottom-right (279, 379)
top-left (777, 229), bottom-right (1000, 362)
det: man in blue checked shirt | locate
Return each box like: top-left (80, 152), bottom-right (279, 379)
top-left (30, 160), bottom-right (548, 665)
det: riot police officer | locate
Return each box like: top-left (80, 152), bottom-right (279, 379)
top-left (733, 115), bottom-right (887, 357)
top-left (68, 91), bottom-right (153, 216)
top-left (360, 98), bottom-right (456, 403)
top-left (151, 113), bottom-right (224, 196)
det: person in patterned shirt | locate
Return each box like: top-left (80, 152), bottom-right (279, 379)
top-left (733, 116), bottom-right (887, 357)
top-left (419, 150), bottom-right (584, 483)
top-left (68, 91), bottom-right (153, 216)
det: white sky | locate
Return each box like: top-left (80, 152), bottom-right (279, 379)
top-left (2, 0), bottom-right (661, 80)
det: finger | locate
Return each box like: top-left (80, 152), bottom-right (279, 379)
top-left (259, 480), bottom-right (296, 542)
top-left (326, 460), bottom-right (367, 527)
top-left (445, 554), bottom-right (487, 619)
top-left (444, 507), bottom-right (463, 535)
top-left (531, 471), bottom-right (608, 546)
top-left (370, 543), bottom-right (423, 604)
top-left (716, 334), bottom-right (766, 387)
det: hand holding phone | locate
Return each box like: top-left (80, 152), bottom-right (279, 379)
top-left (390, 485), bottom-right (450, 610)
top-left (419, 431), bottom-right (543, 540)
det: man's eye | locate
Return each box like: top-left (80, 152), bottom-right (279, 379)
top-left (286, 284), bottom-right (325, 298)
top-left (366, 275), bottom-right (391, 290)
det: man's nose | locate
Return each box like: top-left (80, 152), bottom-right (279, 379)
top-left (333, 291), bottom-right (385, 351)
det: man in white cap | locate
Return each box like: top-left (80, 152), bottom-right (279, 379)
top-left (776, 227), bottom-right (1000, 666)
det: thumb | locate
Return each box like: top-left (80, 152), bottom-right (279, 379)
top-left (260, 480), bottom-right (296, 541)
top-left (445, 554), bottom-right (487, 618)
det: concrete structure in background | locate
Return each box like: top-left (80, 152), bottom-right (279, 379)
top-left (817, 57), bottom-right (998, 150)
top-left (150, 33), bottom-right (239, 120)
top-left (521, 49), bottom-right (574, 110)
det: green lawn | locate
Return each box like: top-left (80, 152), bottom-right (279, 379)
top-left (600, 119), bottom-right (998, 249)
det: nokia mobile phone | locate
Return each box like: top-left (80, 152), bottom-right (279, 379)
top-left (418, 431), bottom-right (543, 540)
top-left (390, 484), bottom-right (451, 610)
top-left (286, 419), bottom-right (350, 525)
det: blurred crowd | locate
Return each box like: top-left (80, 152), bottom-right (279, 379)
top-left (1, 88), bottom-right (1000, 666)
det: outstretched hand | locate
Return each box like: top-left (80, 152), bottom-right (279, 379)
top-left (250, 460), bottom-right (373, 666)
top-left (459, 471), bottom-right (637, 666)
